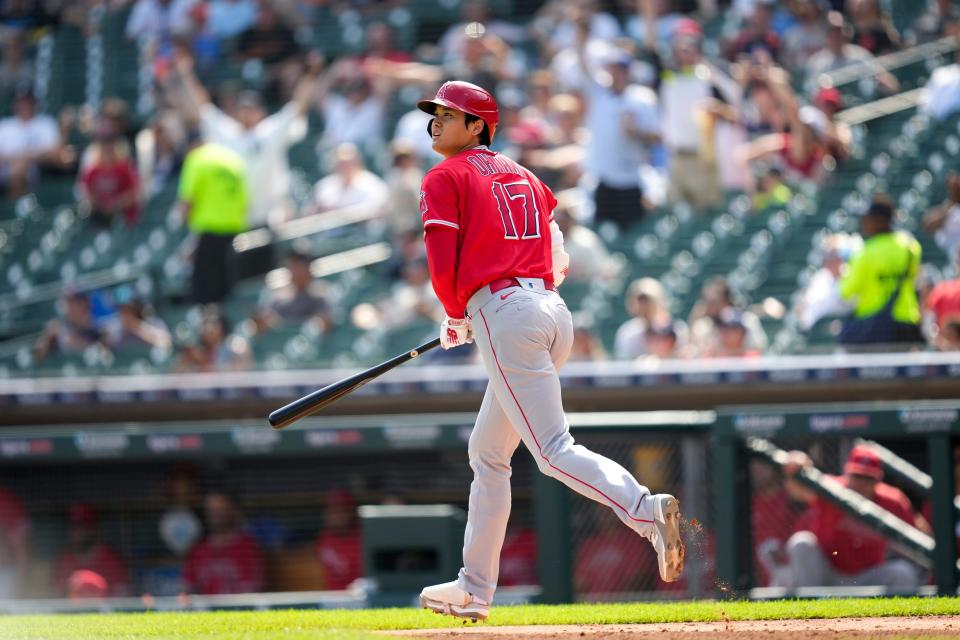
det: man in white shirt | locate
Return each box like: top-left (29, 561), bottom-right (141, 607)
top-left (307, 143), bottom-right (388, 227)
top-left (0, 90), bottom-right (61, 198)
top-left (804, 12), bottom-right (899, 96)
top-left (169, 52), bottom-right (320, 228)
top-left (575, 32), bottom-right (659, 229)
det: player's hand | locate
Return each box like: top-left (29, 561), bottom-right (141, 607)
top-left (553, 247), bottom-right (570, 286)
top-left (440, 316), bottom-right (473, 349)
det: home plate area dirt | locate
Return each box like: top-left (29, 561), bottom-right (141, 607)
top-left (385, 615), bottom-right (960, 639)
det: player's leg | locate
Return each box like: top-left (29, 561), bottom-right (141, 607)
top-left (785, 530), bottom-right (833, 587)
top-left (849, 559), bottom-right (919, 590)
top-left (421, 384), bottom-right (520, 618)
top-left (473, 291), bottom-right (682, 583)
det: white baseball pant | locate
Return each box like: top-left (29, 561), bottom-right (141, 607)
top-left (456, 278), bottom-right (656, 603)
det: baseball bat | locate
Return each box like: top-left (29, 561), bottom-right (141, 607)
top-left (268, 337), bottom-right (442, 429)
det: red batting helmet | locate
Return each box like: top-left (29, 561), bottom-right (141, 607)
top-left (417, 81), bottom-right (499, 142)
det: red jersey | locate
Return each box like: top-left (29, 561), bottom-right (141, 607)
top-left (79, 158), bottom-right (140, 224)
top-left (182, 532), bottom-right (264, 595)
top-left (315, 530), bottom-right (362, 590)
top-left (926, 279), bottom-right (960, 327)
top-left (751, 488), bottom-right (799, 586)
top-left (498, 528), bottom-right (537, 587)
top-left (0, 489), bottom-right (28, 566)
top-left (802, 476), bottom-right (916, 575)
top-left (573, 528), bottom-right (657, 594)
top-left (52, 543), bottom-right (130, 597)
top-left (420, 147), bottom-right (557, 317)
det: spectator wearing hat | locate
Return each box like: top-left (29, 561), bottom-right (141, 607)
top-left (924, 252), bottom-right (960, 350)
top-left (305, 143), bottom-right (389, 222)
top-left (102, 288), bottom-right (172, 353)
top-left (614, 278), bottom-right (686, 360)
top-left (168, 49), bottom-right (320, 228)
top-left (804, 11), bottom-right (899, 96)
top-left (687, 276), bottom-right (768, 357)
top-left (645, 13), bottom-right (740, 209)
top-left (314, 490), bottom-right (362, 590)
top-left (837, 194), bottom-right (923, 347)
top-left (723, 1), bottom-right (782, 62)
top-left (33, 290), bottom-right (105, 364)
top-left (574, 25), bottom-right (659, 229)
top-left (76, 99), bottom-right (141, 228)
top-left (569, 323), bottom-right (609, 362)
top-left (0, 89), bottom-right (63, 199)
top-left (0, 488), bottom-right (30, 599)
top-left (642, 322), bottom-right (680, 360)
top-left (704, 308), bottom-right (762, 358)
top-left (251, 249), bottom-right (332, 335)
top-left (51, 503), bottom-right (130, 597)
top-left (183, 491), bottom-right (264, 595)
top-left (781, 0), bottom-right (827, 73)
top-left (782, 446), bottom-right (927, 589)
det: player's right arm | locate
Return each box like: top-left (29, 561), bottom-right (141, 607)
top-left (421, 169), bottom-right (464, 319)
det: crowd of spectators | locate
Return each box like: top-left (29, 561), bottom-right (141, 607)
top-left (2, 0), bottom-right (960, 378)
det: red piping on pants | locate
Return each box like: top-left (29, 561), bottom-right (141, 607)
top-left (477, 309), bottom-right (653, 524)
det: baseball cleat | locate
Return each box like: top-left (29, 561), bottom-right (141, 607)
top-left (419, 580), bottom-right (489, 622)
top-left (648, 494), bottom-right (685, 582)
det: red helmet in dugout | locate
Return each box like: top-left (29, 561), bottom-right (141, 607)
top-left (418, 81), bottom-right (499, 142)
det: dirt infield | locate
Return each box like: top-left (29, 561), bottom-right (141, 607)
top-left (385, 615), bottom-right (960, 639)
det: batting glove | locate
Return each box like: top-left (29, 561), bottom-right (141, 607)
top-left (440, 316), bottom-right (473, 350)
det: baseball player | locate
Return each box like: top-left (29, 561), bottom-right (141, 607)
top-left (416, 81), bottom-right (684, 621)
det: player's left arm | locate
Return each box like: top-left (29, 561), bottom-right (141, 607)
top-left (550, 218), bottom-right (569, 286)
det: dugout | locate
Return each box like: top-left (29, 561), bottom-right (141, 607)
top-left (713, 400), bottom-right (960, 597)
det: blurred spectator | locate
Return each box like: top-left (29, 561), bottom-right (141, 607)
top-left (438, 0), bottom-right (525, 67)
top-left (804, 11), bottom-right (899, 96)
top-left (77, 99), bottom-right (141, 228)
top-left (315, 490), bottom-right (362, 591)
top-left (795, 232), bottom-right (859, 331)
top-left (235, 0), bottom-right (301, 100)
top-left (252, 249), bottom-right (332, 334)
top-left (174, 308), bottom-right (251, 372)
top-left (687, 276), bottom-right (768, 356)
top-left (838, 195), bottom-right (923, 347)
top-left (441, 23), bottom-right (522, 91)
top-left (52, 503), bottom-right (130, 597)
top-left (33, 290), bottom-right (105, 364)
top-left (737, 66), bottom-right (828, 192)
top-left (553, 197), bottom-right (619, 283)
top-left (351, 258), bottom-right (443, 331)
top-left (384, 141), bottom-right (425, 237)
top-left (781, 0), bottom-right (826, 73)
top-left (752, 166), bottom-right (792, 211)
top-left (392, 89), bottom-right (441, 166)
top-left (910, 0), bottom-right (960, 44)
top-left (498, 525), bottom-right (537, 587)
top-left (0, 31), bottom-right (32, 97)
top-left (569, 322), bottom-right (608, 362)
top-left (126, 0), bottom-right (199, 45)
top-left (723, 1), bottom-right (781, 62)
top-left (158, 464), bottom-right (203, 557)
top-left (751, 459), bottom-right (801, 588)
top-left (649, 18), bottom-right (738, 209)
top-left (306, 143), bottom-right (389, 219)
top-left (0, 488), bottom-right (29, 599)
top-left (924, 254), bottom-right (960, 349)
top-left (183, 491), bottom-right (264, 594)
top-left (809, 86), bottom-right (852, 161)
top-left (177, 140), bottom-right (249, 305)
top-left (135, 109), bottom-right (188, 198)
top-left (535, 0), bottom-right (622, 60)
top-left (922, 174), bottom-right (960, 260)
top-left (703, 308), bottom-right (762, 358)
top-left (642, 322), bottom-right (680, 360)
top-left (625, 0), bottom-right (686, 54)
top-left (358, 21), bottom-right (413, 65)
top-left (783, 446), bottom-right (926, 589)
top-left (614, 278), bottom-right (681, 359)
top-left (919, 49), bottom-right (960, 121)
top-left (574, 504), bottom-right (658, 594)
top-left (315, 58), bottom-right (391, 160)
top-left (103, 288), bottom-right (172, 352)
top-left (169, 49), bottom-right (318, 227)
top-left (575, 30), bottom-right (659, 229)
top-left (849, 0), bottom-right (901, 56)
top-left (0, 89), bottom-right (64, 199)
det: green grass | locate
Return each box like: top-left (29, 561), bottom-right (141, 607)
top-left (1, 597), bottom-right (958, 639)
